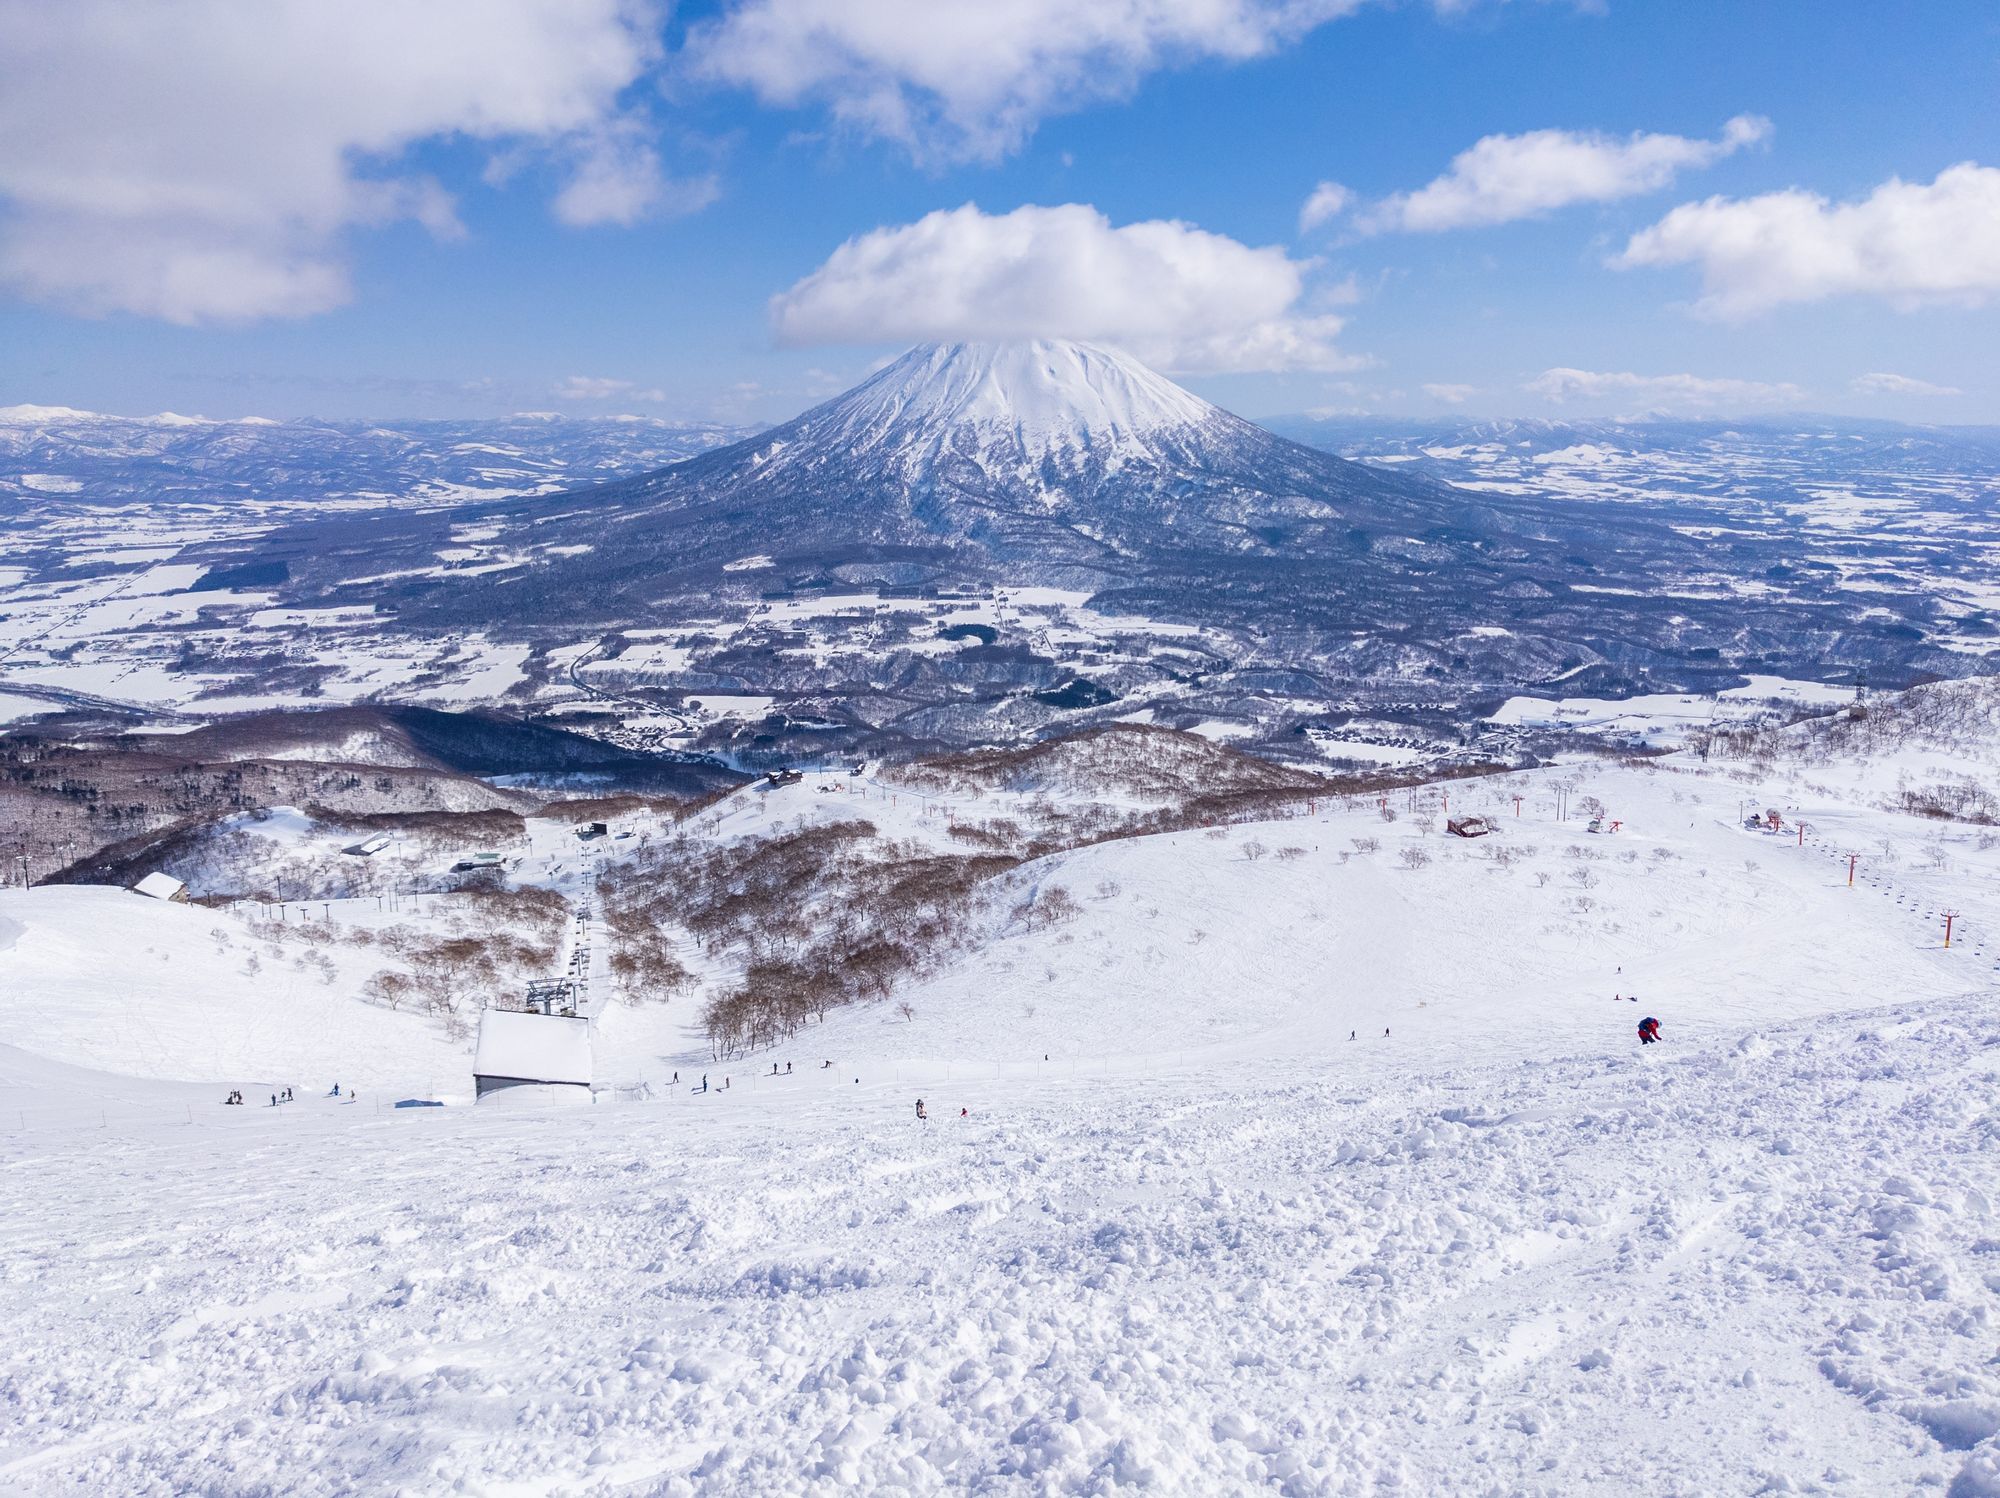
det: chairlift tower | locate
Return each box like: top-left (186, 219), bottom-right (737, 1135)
top-left (524, 979), bottom-right (576, 1017)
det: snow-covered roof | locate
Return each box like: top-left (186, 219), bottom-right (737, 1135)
top-left (473, 1010), bottom-right (592, 1087)
top-left (132, 872), bottom-right (186, 901)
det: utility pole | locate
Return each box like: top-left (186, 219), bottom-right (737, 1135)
top-left (1943, 911), bottom-right (1959, 949)
top-left (1847, 853), bottom-right (1858, 887)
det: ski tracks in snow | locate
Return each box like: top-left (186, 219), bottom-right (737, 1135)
top-left (1, 1004), bottom-right (1996, 1495)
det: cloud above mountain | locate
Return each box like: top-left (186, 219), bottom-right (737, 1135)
top-left (1617, 162), bottom-right (2000, 318)
top-left (770, 202), bottom-right (1362, 373)
top-left (1324, 116), bottom-right (1770, 234)
top-left (0, 0), bottom-right (684, 323)
top-left (1526, 366), bottom-right (1803, 413)
top-left (1849, 372), bottom-right (1961, 399)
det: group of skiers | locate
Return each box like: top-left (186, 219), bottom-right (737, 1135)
top-left (222, 1083), bottom-right (356, 1106)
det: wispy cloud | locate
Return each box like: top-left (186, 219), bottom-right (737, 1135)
top-left (1526, 366), bottom-right (1803, 413)
top-left (1338, 115), bottom-right (1770, 234)
top-left (1298, 181), bottom-right (1353, 234)
top-left (553, 376), bottom-right (667, 402)
top-left (1850, 371), bottom-right (1962, 398)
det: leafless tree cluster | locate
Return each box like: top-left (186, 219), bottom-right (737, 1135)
top-left (347, 886), bottom-right (568, 1038)
top-left (599, 818), bottom-right (1023, 1059)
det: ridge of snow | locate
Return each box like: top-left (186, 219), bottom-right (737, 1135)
top-left (0, 403), bottom-right (102, 423)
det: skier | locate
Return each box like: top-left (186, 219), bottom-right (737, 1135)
top-left (959, 1107), bottom-right (968, 1118)
top-left (1638, 1016), bottom-right (1661, 1045)
top-left (785, 1061), bottom-right (792, 1075)
top-left (671, 1071), bottom-right (679, 1085)
top-left (1348, 1031), bottom-right (1356, 1041)
top-left (916, 1098), bottom-right (928, 1122)
top-left (330, 1083), bottom-right (340, 1097)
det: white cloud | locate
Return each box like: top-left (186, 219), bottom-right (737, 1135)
top-left (1422, 382), bottom-right (1477, 404)
top-left (1617, 163), bottom-right (2000, 318)
top-left (0, 0), bottom-right (672, 323)
top-left (1525, 367), bottom-right (1803, 413)
top-left (1299, 181), bottom-right (1352, 233)
top-left (1850, 371), bottom-right (1962, 399)
top-left (551, 118), bottom-right (720, 228)
top-left (684, 0), bottom-right (1374, 163)
top-left (553, 376), bottom-right (666, 402)
top-left (1362, 115), bottom-right (1770, 233)
top-left (770, 202), bottom-right (1362, 373)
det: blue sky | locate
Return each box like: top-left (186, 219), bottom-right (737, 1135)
top-left (2, 0), bottom-right (1997, 424)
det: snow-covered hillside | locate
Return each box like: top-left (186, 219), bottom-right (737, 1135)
top-left (3, 996), bottom-right (1996, 1495)
top-left (4, 729), bottom-right (1999, 1493)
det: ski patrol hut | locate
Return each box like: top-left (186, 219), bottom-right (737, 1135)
top-left (132, 871), bottom-right (189, 902)
top-left (473, 1004), bottom-right (593, 1101)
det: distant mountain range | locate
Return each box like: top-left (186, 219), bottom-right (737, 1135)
top-left (0, 405), bottom-right (750, 509)
top-left (218, 342), bottom-right (1969, 686)
top-left (3, 353), bottom-right (1993, 756)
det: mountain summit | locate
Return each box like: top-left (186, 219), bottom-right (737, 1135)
top-left (805, 340), bottom-right (1220, 464)
top-left (698, 338), bottom-right (1322, 501)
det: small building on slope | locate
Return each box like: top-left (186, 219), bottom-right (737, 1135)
top-left (132, 871), bottom-right (189, 902)
top-left (472, 1009), bottom-right (593, 1102)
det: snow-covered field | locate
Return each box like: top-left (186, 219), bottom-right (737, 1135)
top-left (3, 736), bottom-right (1999, 1494)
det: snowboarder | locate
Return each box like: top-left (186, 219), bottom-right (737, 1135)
top-left (330, 1083), bottom-right (340, 1097)
top-left (671, 1071), bottom-right (679, 1085)
top-left (959, 1107), bottom-right (968, 1118)
top-left (1348, 1031), bottom-right (1356, 1041)
top-left (1638, 1017), bottom-right (1661, 1045)
top-left (916, 1098), bottom-right (928, 1122)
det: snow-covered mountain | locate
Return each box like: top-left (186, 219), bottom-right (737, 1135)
top-left (306, 339), bottom-right (1650, 612)
top-left (515, 337), bottom-right (1464, 562)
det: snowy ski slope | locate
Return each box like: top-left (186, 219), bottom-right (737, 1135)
top-left (2, 739), bottom-right (1998, 1493)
